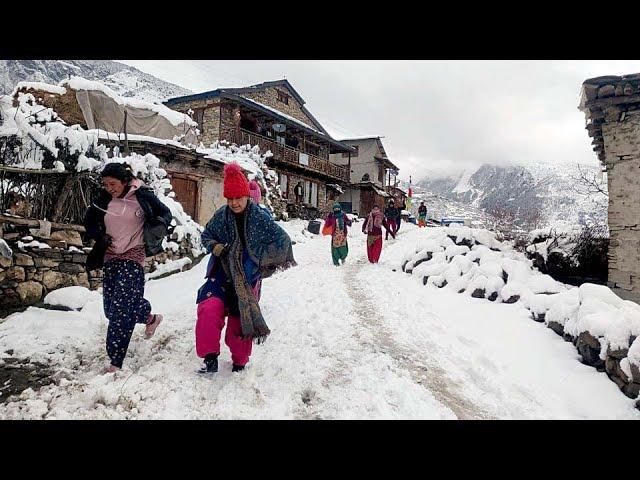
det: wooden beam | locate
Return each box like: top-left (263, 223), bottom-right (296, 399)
top-left (0, 165), bottom-right (70, 175)
top-left (0, 214), bottom-right (86, 232)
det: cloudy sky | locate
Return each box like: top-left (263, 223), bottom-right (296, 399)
top-left (121, 60), bottom-right (640, 181)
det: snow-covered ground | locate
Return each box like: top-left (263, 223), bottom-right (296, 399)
top-left (0, 220), bottom-right (638, 419)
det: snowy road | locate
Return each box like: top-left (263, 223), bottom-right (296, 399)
top-left (0, 221), bottom-right (638, 419)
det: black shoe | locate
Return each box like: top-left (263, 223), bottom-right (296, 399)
top-left (232, 364), bottom-right (245, 372)
top-left (198, 354), bottom-right (219, 374)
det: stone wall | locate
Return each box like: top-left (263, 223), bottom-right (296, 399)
top-left (169, 98), bottom-right (221, 147)
top-left (240, 87), bottom-right (319, 130)
top-left (219, 102), bottom-right (240, 139)
top-left (601, 109), bottom-right (640, 303)
top-left (0, 226), bottom-right (202, 317)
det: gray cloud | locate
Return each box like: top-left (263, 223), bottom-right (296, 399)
top-left (121, 60), bottom-right (640, 181)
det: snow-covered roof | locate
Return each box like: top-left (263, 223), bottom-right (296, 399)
top-left (336, 135), bottom-right (382, 142)
top-left (241, 97), bottom-right (323, 135)
top-left (13, 82), bottom-right (67, 96)
top-left (61, 77), bottom-right (197, 128)
top-left (86, 130), bottom-right (192, 151)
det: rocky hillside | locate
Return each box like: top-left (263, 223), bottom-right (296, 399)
top-left (0, 60), bottom-right (191, 102)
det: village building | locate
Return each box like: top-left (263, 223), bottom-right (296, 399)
top-left (579, 74), bottom-right (640, 303)
top-left (163, 80), bottom-right (355, 218)
top-left (328, 136), bottom-right (401, 216)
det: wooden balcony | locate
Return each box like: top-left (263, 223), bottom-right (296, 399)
top-left (229, 129), bottom-right (350, 183)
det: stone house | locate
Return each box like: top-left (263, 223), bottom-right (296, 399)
top-left (164, 80), bottom-right (356, 218)
top-left (328, 136), bottom-right (399, 216)
top-left (579, 74), bottom-right (640, 303)
top-left (98, 137), bottom-right (225, 226)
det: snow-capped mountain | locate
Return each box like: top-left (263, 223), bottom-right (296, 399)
top-left (417, 162), bottom-right (608, 230)
top-left (0, 60), bottom-right (191, 103)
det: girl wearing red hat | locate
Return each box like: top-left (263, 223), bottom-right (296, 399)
top-left (195, 163), bottom-right (296, 374)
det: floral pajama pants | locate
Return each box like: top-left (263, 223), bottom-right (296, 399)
top-left (103, 259), bottom-right (151, 368)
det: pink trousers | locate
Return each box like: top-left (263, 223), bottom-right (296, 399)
top-left (367, 236), bottom-right (383, 263)
top-left (195, 282), bottom-right (261, 366)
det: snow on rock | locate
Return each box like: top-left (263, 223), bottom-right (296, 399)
top-left (445, 244), bottom-right (470, 260)
top-left (44, 286), bottom-right (100, 311)
top-left (146, 257), bottom-right (193, 281)
top-left (545, 289), bottom-right (581, 327)
top-left (18, 240), bottom-right (51, 250)
top-left (0, 238), bottom-right (13, 259)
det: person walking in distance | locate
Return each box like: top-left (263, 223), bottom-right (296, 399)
top-left (418, 201), bottom-right (427, 228)
top-left (362, 204), bottom-right (385, 263)
top-left (322, 202), bottom-right (352, 266)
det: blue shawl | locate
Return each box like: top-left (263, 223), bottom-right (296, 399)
top-left (201, 202), bottom-right (296, 342)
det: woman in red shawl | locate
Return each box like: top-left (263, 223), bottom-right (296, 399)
top-left (362, 205), bottom-right (385, 263)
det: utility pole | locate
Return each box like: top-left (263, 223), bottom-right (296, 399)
top-left (123, 110), bottom-right (130, 156)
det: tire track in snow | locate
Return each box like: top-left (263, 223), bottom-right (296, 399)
top-left (342, 239), bottom-right (494, 420)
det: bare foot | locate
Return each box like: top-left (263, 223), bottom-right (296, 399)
top-left (144, 314), bottom-right (163, 339)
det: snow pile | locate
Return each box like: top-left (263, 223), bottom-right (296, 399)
top-left (44, 286), bottom-right (101, 311)
top-left (526, 222), bottom-right (583, 263)
top-left (400, 225), bottom-right (640, 399)
top-left (401, 226), bottom-right (568, 307)
top-left (275, 219), bottom-right (318, 244)
top-left (555, 284), bottom-right (640, 357)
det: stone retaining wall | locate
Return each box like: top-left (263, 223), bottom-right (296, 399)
top-left (0, 226), bottom-right (202, 317)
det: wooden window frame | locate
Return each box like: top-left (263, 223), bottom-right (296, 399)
top-left (192, 107), bottom-right (205, 134)
top-left (279, 172), bottom-right (289, 199)
top-left (277, 90), bottom-right (290, 105)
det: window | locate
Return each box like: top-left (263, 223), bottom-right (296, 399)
top-left (192, 107), bottom-right (205, 134)
top-left (304, 180), bottom-right (318, 207)
top-left (342, 145), bottom-right (358, 158)
top-left (277, 90), bottom-right (289, 105)
top-left (276, 135), bottom-right (286, 146)
top-left (279, 172), bottom-right (289, 199)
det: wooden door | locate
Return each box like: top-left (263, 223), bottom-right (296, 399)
top-left (168, 174), bottom-right (199, 221)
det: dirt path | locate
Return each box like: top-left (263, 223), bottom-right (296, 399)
top-left (342, 234), bottom-right (494, 420)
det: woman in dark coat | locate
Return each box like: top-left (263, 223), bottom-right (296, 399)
top-left (84, 162), bottom-right (172, 373)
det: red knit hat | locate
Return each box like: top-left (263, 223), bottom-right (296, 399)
top-left (223, 162), bottom-right (250, 199)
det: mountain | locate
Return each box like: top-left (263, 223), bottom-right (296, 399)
top-left (417, 162), bottom-right (608, 231)
top-left (0, 60), bottom-right (192, 103)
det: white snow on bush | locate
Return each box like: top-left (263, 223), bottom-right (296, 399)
top-left (44, 286), bottom-right (101, 310)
